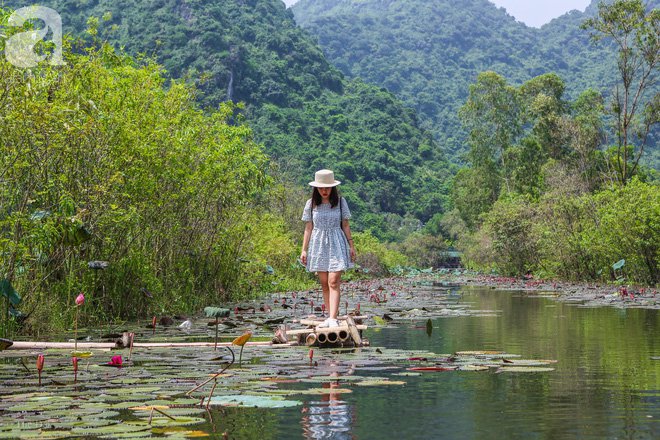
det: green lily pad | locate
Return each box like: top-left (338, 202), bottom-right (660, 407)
top-left (204, 307), bottom-right (230, 318)
top-left (267, 388), bottom-right (353, 396)
top-left (209, 395), bottom-right (302, 408)
top-left (459, 365), bottom-right (491, 371)
top-left (354, 380), bottom-right (406, 386)
top-left (500, 359), bottom-right (556, 367)
top-left (107, 401), bottom-right (155, 409)
top-left (70, 422), bottom-right (151, 436)
top-left (5, 396), bottom-right (73, 412)
top-left (103, 386), bottom-right (161, 395)
top-left (126, 416), bottom-right (207, 427)
top-left (498, 366), bottom-right (555, 373)
top-left (100, 430), bottom-right (154, 439)
top-left (150, 427), bottom-right (210, 437)
top-left (0, 430), bottom-right (71, 440)
top-left (130, 407), bottom-right (205, 417)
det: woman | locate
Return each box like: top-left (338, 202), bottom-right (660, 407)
top-left (301, 169), bottom-right (356, 328)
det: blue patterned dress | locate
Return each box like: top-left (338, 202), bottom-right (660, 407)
top-left (302, 198), bottom-right (354, 272)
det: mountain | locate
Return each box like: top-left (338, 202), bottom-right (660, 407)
top-left (292, 0), bottom-right (658, 161)
top-left (2, 0), bottom-right (452, 234)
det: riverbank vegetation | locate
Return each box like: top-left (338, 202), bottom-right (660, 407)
top-left (0, 37), bottom-right (299, 336)
top-left (0, 12), bottom-right (413, 336)
top-left (450, 1), bottom-right (659, 285)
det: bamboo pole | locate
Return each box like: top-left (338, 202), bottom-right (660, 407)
top-left (6, 340), bottom-right (298, 350)
top-left (133, 341), bottom-right (296, 348)
top-left (8, 341), bottom-right (116, 350)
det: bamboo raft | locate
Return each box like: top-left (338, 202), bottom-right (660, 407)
top-left (286, 315), bottom-right (368, 348)
top-left (2, 314), bottom-right (369, 351)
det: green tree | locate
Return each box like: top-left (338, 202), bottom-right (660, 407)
top-left (0, 36), bottom-right (306, 333)
top-left (460, 71), bottom-right (522, 195)
top-left (582, 0), bottom-right (660, 184)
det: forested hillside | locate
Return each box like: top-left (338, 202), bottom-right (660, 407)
top-left (293, 0), bottom-right (658, 163)
top-left (4, 0), bottom-right (452, 234)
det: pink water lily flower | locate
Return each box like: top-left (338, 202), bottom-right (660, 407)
top-left (108, 355), bottom-right (123, 367)
top-left (75, 293), bottom-right (85, 306)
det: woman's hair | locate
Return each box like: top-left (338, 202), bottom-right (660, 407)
top-left (311, 187), bottom-right (340, 208)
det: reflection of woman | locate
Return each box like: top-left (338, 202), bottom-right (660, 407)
top-left (300, 170), bottom-right (356, 328)
top-left (301, 371), bottom-right (354, 439)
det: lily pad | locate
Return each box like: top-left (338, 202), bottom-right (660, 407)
top-left (204, 307), bottom-right (230, 318)
top-left (498, 366), bottom-right (555, 373)
top-left (70, 422), bottom-right (151, 436)
top-left (127, 416), bottom-right (207, 427)
top-left (151, 427), bottom-right (210, 437)
top-left (71, 351), bottom-right (94, 358)
top-left (103, 386), bottom-right (161, 395)
top-left (354, 380), bottom-right (406, 386)
top-left (268, 388), bottom-right (353, 396)
top-left (459, 365), bottom-right (491, 371)
top-left (209, 395), bottom-right (302, 408)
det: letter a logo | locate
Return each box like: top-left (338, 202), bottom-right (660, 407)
top-left (5, 6), bottom-right (65, 68)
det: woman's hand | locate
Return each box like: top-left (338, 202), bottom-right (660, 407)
top-left (300, 250), bottom-right (307, 266)
top-left (349, 245), bottom-right (356, 262)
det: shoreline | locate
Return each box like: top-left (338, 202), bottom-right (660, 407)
top-left (445, 273), bottom-right (659, 310)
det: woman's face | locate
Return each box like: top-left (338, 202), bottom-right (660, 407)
top-left (318, 187), bottom-right (332, 199)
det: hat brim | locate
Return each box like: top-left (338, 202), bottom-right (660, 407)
top-left (309, 180), bottom-right (341, 188)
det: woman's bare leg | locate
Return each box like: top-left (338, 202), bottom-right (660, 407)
top-left (318, 272), bottom-right (330, 315)
top-left (328, 272), bottom-right (342, 319)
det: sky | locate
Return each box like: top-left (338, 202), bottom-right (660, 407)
top-left (282, 0), bottom-right (592, 28)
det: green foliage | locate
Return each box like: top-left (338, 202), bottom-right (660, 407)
top-left (0, 38), bottom-right (314, 333)
top-left (252, 78), bottom-right (454, 232)
top-left (460, 179), bottom-right (659, 284)
top-left (394, 233), bottom-right (448, 269)
top-left (582, 0), bottom-right (659, 184)
top-left (293, 0), bottom-right (660, 163)
top-left (352, 231), bottom-right (409, 276)
top-left (462, 195), bottom-right (539, 275)
top-left (589, 178), bottom-right (659, 283)
top-left (0, 0), bottom-right (454, 237)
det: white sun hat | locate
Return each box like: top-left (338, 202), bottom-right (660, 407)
top-left (309, 169), bottom-right (341, 187)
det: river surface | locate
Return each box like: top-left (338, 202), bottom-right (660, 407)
top-left (216, 288), bottom-right (660, 440)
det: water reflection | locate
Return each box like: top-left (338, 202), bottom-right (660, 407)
top-left (301, 363), bottom-right (355, 439)
top-left (362, 289), bottom-right (660, 440)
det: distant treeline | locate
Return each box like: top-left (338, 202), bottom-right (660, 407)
top-left (446, 1), bottom-right (658, 285)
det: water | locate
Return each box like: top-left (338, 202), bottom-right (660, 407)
top-left (2, 287), bottom-right (658, 439)
top-left (217, 288), bottom-right (660, 439)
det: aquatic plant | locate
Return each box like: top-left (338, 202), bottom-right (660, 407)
top-left (232, 332), bottom-right (252, 367)
top-left (73, 293), bottom-right (84, 355)
top-left (36, 354), bottom-right (44, 386)
top-left (204, 307), bottom-right (230, 350)
top-left (108, 355), bottom-right (123, 368)
top-left (72, 356), bottom-right (78, 383)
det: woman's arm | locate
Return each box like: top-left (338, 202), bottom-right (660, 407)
top-left (342, 219), bottom-right (356, 262)
top-left (300, 222), bottom-right (313, 265)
